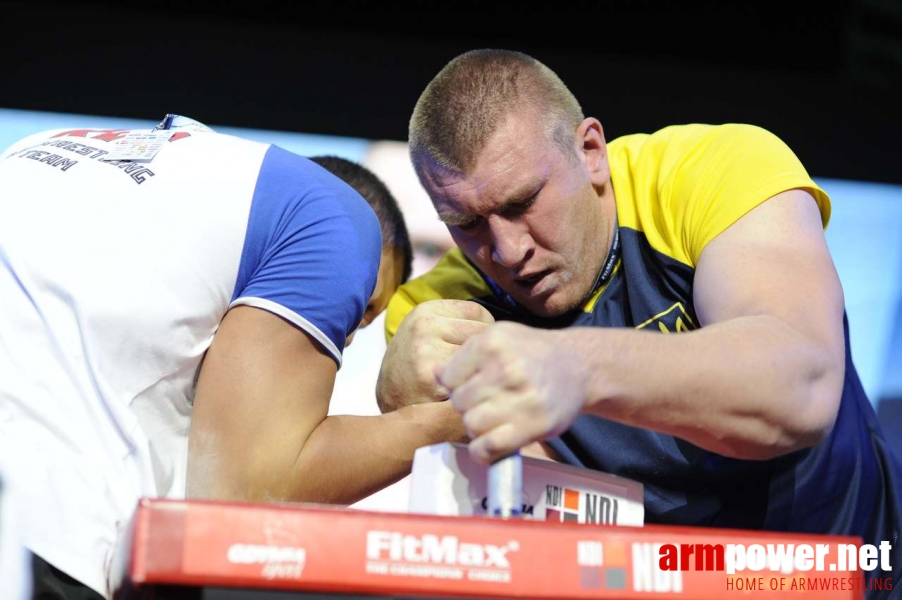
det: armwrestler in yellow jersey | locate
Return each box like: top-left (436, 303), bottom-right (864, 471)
top-left (377, 49), bottom-right (901, 597)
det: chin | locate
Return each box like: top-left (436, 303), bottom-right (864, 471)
top-left (521, 294), bottom-right (580, 319)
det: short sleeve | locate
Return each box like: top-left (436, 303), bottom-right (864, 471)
top-left (671, 124), bottom-right (831, 265)
top-left (230, 146), bottom-right (382, 367)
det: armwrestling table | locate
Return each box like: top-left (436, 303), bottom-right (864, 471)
top-left (111, 498), bottom-right (863, 600)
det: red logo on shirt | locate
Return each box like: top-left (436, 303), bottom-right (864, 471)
top-left (52, 129), bottom-right (191, 143)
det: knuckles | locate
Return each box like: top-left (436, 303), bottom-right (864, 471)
top-left (461, 409), bottom-right (482, 437)
top-left (479, 434), bottom-right (505, 458)
top-left (499, 361), bottom-right (527, 387)
top-left (405, 314), bottom-right (432, 338)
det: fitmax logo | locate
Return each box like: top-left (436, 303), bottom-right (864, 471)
top-left (366, 531), bottom-right (519, 568)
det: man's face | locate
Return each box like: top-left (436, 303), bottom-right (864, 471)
top-left (346, 246), bottom-right (405, 346)
top-left (419, 112), bottom-right (611, 317)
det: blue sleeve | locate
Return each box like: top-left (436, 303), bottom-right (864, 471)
top-left (231, 145), bottom-right (381, 367)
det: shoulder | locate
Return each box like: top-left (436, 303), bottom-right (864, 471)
top-left (608, 123), bottom-right (786, 164)
top-left (1, 128), bottom-right (74, 156)
top-left (231, 149), bottom-right (382, 366)
top-left (257, 146), bottom-right (378, 228)
top-left (609, 123), bottom-right (830, 266)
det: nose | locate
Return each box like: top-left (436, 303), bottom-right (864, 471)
top-left (488, 216), bottom-right (532, 268)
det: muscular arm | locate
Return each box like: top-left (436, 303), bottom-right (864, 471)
top-left (187, 305), bottom-right (466, 504)
top-left (578, 189), bottom-right (845, 458)
top-left (445, 190), bottom-right (846, 462)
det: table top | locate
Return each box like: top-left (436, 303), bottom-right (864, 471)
top-left (112, 498), bottom-right (867, 600)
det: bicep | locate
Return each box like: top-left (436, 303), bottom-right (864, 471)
top-left (693, 189), bottom-right (845, 362)
top-left (187, 305), bottom-right (337, 501)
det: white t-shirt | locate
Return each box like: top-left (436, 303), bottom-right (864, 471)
top-left (0, 466), bottom-right (31, 600)
top-left (0, 118), bottom-right (381, 597)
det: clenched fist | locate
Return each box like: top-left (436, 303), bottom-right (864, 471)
top-left (376, 299), bottom-right (494, 413)
top-left (439, 322), bottom-right (589, 464)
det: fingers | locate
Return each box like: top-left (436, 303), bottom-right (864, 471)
top-left (401, 300), bottom-right (493, 346)
top-left (382, 302), bottom-right (491, 411)
top-left (418, 299), bottom-right (495, 325)
top-left (459, 394), bottom-right (506, 437)
top-left (437, 347), bottom-right (477, 393)
top-left (406, 313), bottom-right (489, 346)
top-left (410, 319), bottom-right (576, 465)
top-left (453, 374), bottom-right (541, 444)
top-left (456, 392), bottom-right (547, 463)
top-left (439, 318), bottom-right (492, 345)
top-left (439, 325), bottom-right (526, 392)
top-left (468, 423), bottom-right (537, 464)
top-left (450, 372), bottom-right (502, 415)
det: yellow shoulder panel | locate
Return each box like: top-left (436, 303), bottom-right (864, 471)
top-left (608, 124), bottom-right (830, 267)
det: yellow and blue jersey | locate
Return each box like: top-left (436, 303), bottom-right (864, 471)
top-left (387, 124), bottom-right (901, 568)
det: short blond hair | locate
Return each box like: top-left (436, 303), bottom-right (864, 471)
top-left (409, 49), bottom-right (584, 177)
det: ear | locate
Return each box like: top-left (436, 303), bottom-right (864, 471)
top-left (576, 117), bottom-right (609, 187)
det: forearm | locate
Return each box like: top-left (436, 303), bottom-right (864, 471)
top-left (286, 401), bottom-right (466, 504)
top-left (576, 315), bottom-right (843, 459)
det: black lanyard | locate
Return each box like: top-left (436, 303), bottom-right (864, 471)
top-left (586, 214), bottom-right (620, 299)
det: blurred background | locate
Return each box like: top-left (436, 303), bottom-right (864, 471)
top-left (1, 0), bottom-right (900, 510)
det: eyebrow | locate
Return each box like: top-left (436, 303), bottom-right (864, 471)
top-left (436, 181), bottom-right (542, 226)
top-left (436, 210), bottom-right (472, 226)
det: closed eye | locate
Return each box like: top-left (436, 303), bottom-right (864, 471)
top-left (456, 216), bottom-right (481, 231)
top-left (503, 193), bottom-right (538, 217)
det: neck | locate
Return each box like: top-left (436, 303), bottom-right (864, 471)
top-left (597, 181), bottom-right (618, 267)
top-left (584, 187), bottom-right (620, 299)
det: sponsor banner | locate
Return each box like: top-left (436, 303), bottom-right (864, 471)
top-left (119, 498), bottom-right (865, 599)
top-left (364, 531), bottom-right (519, 584)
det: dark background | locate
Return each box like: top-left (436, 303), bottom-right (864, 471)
top-left (1, 0), bottom-right (901, 183)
